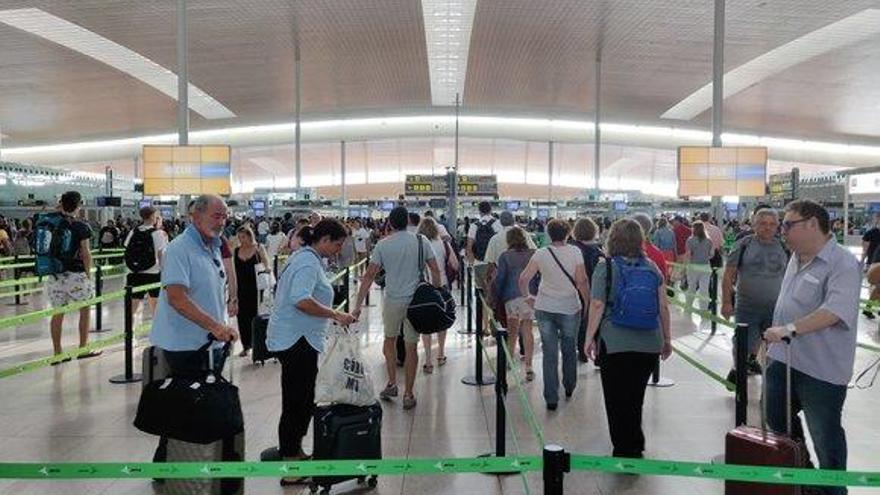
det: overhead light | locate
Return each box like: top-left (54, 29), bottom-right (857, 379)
top-left (662, 9), bottom-right (880, 120)
top-left (421, 0), bottom-right (478, 105)
top-left (0, 8), bottom-right (235, 120)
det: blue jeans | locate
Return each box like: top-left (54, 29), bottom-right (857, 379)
top-left (766, 360), bottom-right (848, 495)
top-left (535, 310), bottom-right (580, 404)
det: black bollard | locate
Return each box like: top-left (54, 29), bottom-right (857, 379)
top-left (734, 322), bottom-right (749, 426)
top-left (110, 286), bottom-right (142, 384)
top-left (459, 266), bottom-right (473, 335)
top-left (708, 268), bottom-right (719, 334)
top-left (343, 266), bottom-right (351, 312)
top-left (543, 444), bottom-right (570, 495)
top-left (91, 265), bottom-right (110, 333)
top-left (494, 325), bottom-right (508, 456)
top-left (461, 295), bottom-right (495, 387)
top-left (365, 254), bottom-right (372, 307)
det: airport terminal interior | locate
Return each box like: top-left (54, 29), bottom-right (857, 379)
top-left (2, 1), bottom-right (880, 494)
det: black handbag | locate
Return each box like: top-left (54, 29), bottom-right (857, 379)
top-left (407, 235), bottom-right (456, 334)
top-left (134, 340), bottom-right (244, 444)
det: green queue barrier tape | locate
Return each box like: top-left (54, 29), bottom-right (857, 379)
top-left (0, 322), bottom-right (152, 379)
top-left (668, 261), bottom-right (717, 275)
top-left (0, 288), bottom-right (126, 331)
top-left (2, 454), bottom-right (879, 487)
top-left (858, 342), bottom-right (880, 353)
top-left (670, 343), bottom-right (734, 391)
top-left (0, 456), bottom-right (541, 480)
top-left (569, 454), bottom-right (880, 488)
top-left (666, 292), bottom-right (735, 329)
top-left (0, 286), bottom-right (45, 299)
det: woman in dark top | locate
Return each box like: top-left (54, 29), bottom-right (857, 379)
top-left (569, 218), bottom-right (604, 363)
top-left (234, 226), bottom-right (269, 357)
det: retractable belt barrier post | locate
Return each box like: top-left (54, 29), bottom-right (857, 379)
top-left (734, 322), bottom-right (749, 427)
top-left (647, 359), bottom-right (675, 388)
top-left (543, 445), bottom-right (570, 495)
top-left (462, 293), bottom-right (495, 387)
top-left (11, 255), bottom-right (22, 306)
top-left (365, 253), bottom-right (371, 307)
top-left (708, 268), bottom-right (719, 335)
top-left (91, 265), bottom-right (110, 333)
top-left (343, 266), bottom-right (351, 313)
top-left (460, 265), bottom-right (473, 335)
top-left (490, 323), bottom-right (508, 460)
top-left (109, 286), bottom-right (141, 384)
top-left (272, 255), bottom-right (279, 280)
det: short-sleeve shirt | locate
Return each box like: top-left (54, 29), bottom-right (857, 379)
top-left (591, 257), bottom-right (664, 355)
top-left (686, 237), bottom-right (713, 264)
top-left (267, 246), bottom-right (334, 353)
top-left (150, 225), bottom-right (227, 352)
top-left (124, 224), bottom-right (169, 275)
top-left (65, 219), bottom-right (93, 273)
top-left (726, 235), bottom-right (788, 311)
top-left (532, 245), bottom-right (583, 315)
top-left (354, 228), bottom-right (370, 253)
top-left (769, 238), bottom-right (861, 385)
top-left (484, 225), bottom-right (537, 265)
top-left (467, 215), bottom-right (504, 266)
top-left (705, 223), bottom-right (724, 251)
top-left (673, 224), bottom-right (692, 256)
top-left (371, 231), bottom-right (436, 305)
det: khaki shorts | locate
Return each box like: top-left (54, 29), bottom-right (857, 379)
top-left (472, 263), bottom-right (491, 290)
top-left (382, 302), bottom-right (420, 344)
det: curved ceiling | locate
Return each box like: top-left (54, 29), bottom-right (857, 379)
top-left (1, 0), bottom-right (880, 154)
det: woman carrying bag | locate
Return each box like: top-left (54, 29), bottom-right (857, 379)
top-left (518, 219), bottom-right (590, 410)
top-left (266, 219), bottom-right (356, 486)
top-left (234, 226), bottom-right (271, 357)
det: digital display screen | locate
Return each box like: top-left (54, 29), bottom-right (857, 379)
top-left (143, 145), bottom-right (231, 195)
top-left (138, 199), bottom-right (152, 209)
top-left (380, 201), bottom-right (395, 211)
top-left (250, 200), bottom-right (266, 211)
top-left (613, 201), bottom-right (627, 211)
top-left (678, 147), bottom-right (767, 197)
top-left (506, 201), bottom-right (520, 211)
top-left (537, 208), bottom-right (549, 219)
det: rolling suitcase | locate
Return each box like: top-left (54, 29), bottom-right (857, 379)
top-left (251, 315), bottom-right (273, 365)
top-left (309, 402), bottom-right (382, 494)
top-left (725, 340), bottom-right (806, 495)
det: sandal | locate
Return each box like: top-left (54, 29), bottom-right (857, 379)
top-left (76, 350), bottom-right (103, 360)
top-left (422, 363), bottom-right (434, 374)
top-left (437, 356), bottom-right (447, 367)
top-left (50, 357), bottom-right (73, 366)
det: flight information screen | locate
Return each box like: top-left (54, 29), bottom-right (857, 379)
top-left (143, 145), bottom-right (231, 196)
top-left (677, 146), bottom-right (767, 197)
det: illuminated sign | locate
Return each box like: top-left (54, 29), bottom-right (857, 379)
top-left (143, 145), bottom-right (231, 196)
top-left (677, 147), bottom-right (767, 197)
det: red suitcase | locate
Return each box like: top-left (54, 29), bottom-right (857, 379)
top-left (725, 341), bottom-right (807, 495)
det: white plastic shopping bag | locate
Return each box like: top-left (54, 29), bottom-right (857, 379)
top-left (314, 326), bottom-right (375, 406)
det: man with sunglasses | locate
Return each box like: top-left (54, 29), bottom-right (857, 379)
top-left (762, 200), bottom-right (860, 495)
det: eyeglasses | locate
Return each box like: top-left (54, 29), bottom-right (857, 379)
top-left (782, 218), bottom-right (809, 231)
top-left (212, 258), bottom-right (226, 279)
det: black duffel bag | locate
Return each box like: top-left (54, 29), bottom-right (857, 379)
top-left (407, 235), bottom-right (457, 334)
top-left (134, 340), bottom-right (243, 444)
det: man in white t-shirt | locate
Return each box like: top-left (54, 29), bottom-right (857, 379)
top-left (484, 211), bottom-right (536, 265)
top-left (257, 217), bottom-right (270, 244)
top-left (467, 201), bottom-right (503, 289)
top-left (124, 206), bottom-right (169, 319)
top-left (352, 219), bottom-right (371, 274)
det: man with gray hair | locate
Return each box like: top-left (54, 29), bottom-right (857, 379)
top-left (484, 210), bottom-right (536, 266)
top-left (721, 207), bottom-right (789, 385)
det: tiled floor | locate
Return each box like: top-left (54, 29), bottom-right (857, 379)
top-left (0, 276), bottom-right (878, 494)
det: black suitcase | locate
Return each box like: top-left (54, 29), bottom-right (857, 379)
top-left (309, 402), bottom-right (382, 493)
top-left (251, 315), bottom-right (273, 365)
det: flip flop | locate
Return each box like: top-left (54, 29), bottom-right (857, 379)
top-left (437, 356), bottom-right (447, 366)
top-left (422, 364), bottom-right (434, 374)
top-left (50, 357), bottom-right (73, 366)
top-left (76, 350), bottom-right (103, 360)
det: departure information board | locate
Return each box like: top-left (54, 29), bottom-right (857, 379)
top-left (404, 174), bottom-right (498, 197)
top-left (143, 145), bottom-right (231, 196)
top-left (677, 146), bottom-right (767, 197)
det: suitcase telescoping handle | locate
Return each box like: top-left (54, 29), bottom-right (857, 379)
top-left (203, 335), bottom-right (233, 383)
top-left (760, 336), bottom-right (793, 437)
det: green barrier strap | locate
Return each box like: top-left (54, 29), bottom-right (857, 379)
top-left (858, 342), bottom-right (880, 353)
top-left (0, 289), bottom-right (126, 331)
top-left (570, 454), bottom-right (880, 488)
top-left (668, 261), bottom-right (717, 274)
top-left (666, 292), bottom-right (735, 329)
top-left (131, 282), bottom-right (162, 295)
top-left (0, 286), bottom-right (44, 299)
top-left (671, 343), bottom-right (734, 391)
top-left (0, 323), bottom-right (151, 379)
top-left (0, 456), bottom-right (541, 480)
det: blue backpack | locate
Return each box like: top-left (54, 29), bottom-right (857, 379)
top-left (34, 212), bottom-right (75, 276)
top-left (606, 256), bottom-right (660, 330)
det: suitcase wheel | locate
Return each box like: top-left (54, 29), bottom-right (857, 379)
top-left (368, 476), bottom-right (378, 488)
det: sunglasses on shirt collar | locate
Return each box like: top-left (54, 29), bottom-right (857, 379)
top-left (212, 258), bottom-right (226, 279)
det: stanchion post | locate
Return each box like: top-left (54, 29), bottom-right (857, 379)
top-left (110, 286), bottom-right (142, 384)
top-left (343, 266), bottom-right (351, 312)
top-left (647, 358), bottom-right (675, 388)
top-left (272, 255), bottom-right (279, 280)
top-left (734, 322), bottom-right (749, 426)
top-left (543, 444), bottom-right (570, 495)
top-left (365, 254), bottom-right (371, 307)
top-left (708, 268), bottom-right (719, 334)
top-left (13, 255), bottom-right (21, 305)
top-left (92, 265), bottom-right (106, 332)
top-left (494, 325), bottom-right (508, 457)
top-left (461, 293), bottom-right (495, 387)
top-left (466, 266), bottom-right (474, 334)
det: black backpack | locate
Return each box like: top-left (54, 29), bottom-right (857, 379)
top-left (472, 219), bottom-right (496, 261)
top-left (407, 235), bottom-right (456, 334)
top-left (125, 227), bottom-right (157, 273)
top-left (569, 240), bottom-right (604, 281)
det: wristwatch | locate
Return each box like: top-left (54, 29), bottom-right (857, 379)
top-left (784, 323), bottom-right (798, 339)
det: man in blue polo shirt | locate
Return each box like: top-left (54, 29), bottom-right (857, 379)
top-left (149, 194), bottom-right (237, 463)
